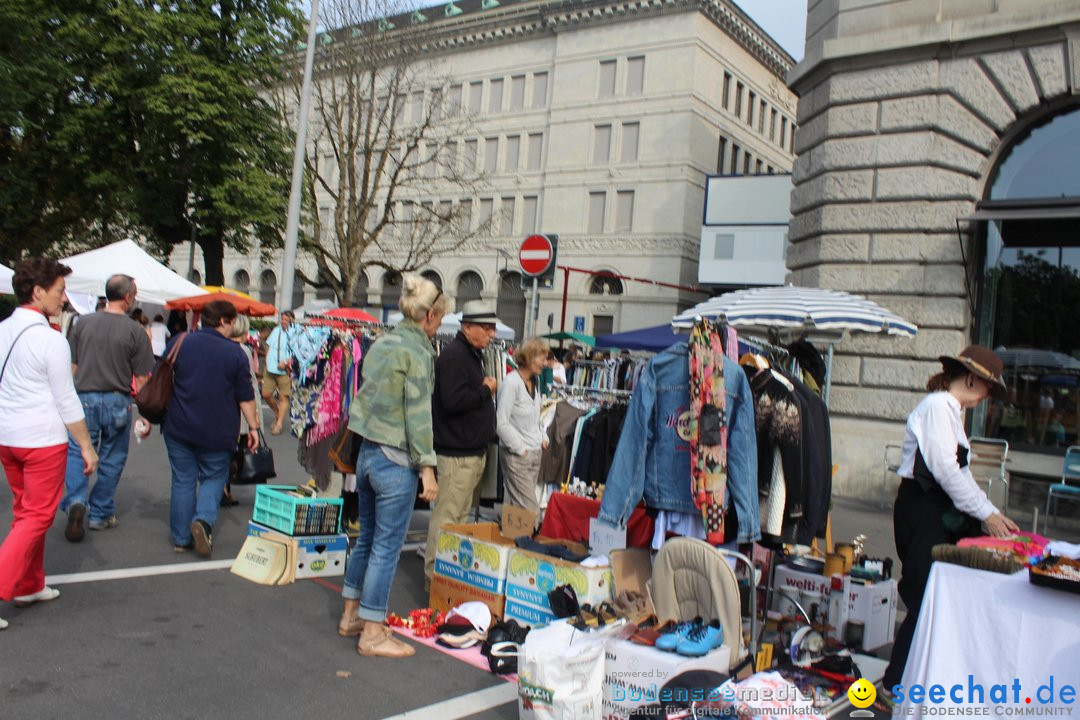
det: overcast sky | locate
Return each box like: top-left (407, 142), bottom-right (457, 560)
top-left (297, 0), bottom-right (808, 61)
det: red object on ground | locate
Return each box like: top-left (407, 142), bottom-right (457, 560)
top-left (539, 492), bottom-right (654, 548)
top-left (165, 292), bottom-right (277, 317)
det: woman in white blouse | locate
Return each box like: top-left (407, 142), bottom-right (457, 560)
top-left (0, 259), bottom-right (98, 631)
top-left (497, 339), bottom-right (550, 516)
top-left (883, 345), bottom-right (1020, 692)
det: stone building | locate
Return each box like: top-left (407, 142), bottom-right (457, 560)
top-left (788, 0), bottom-right (1080, 497)
top-left (174, 0), bottom-right (799, 340)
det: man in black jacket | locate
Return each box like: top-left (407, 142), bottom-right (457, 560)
top-left (424, 301), bottom-right (500, 586)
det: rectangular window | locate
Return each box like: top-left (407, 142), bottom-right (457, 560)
top-left (598, 60), bottom-right (617, 97)
top-left (445, 142), bottom-right (459, 176)
top-left (459, 200), bottom-right (473, 232)
top-left (743, 152), bottom-right (751, 174)
top-left (423, 143), bottom-right (437, 177)
top-left (729, 143), bottom-right (740, 175)
top-left (780, 117), bottom-right (787, 148)
top-left (627, 56), bottom-right (645, 95)
top-left (438, 200), bottom-right (451, 219)
top-left (722, 72), bottom-right (731, 110)
top-left (505, 135), bottom-right (520, 172)
top-left (510, 75), bottom-right (526, 111)
top-left (532, 72), bottom-right (548, 108)
top-left (464, 139), bottom-right (478, 174)
top-left (484, 137), bottom-right (498, 174)
top-left (790, 124), bottom-right (796, 152)
top-left (620, 122), bottom-right (640, 163)
top-left (488, 78), bottom-right (504, 114)
top-left (770, 108), bottom-right (778, 140)
top-left (593, 124), bottom-right (612, 165)
top-left (526, 133), bottom-right (543, 171)
top-left (468, 81), bottom-right (483, 114)
top-left (759, 100), bottom-right (767, 133)
top-left (587, 191), bottom-right (606, 233)
top-left (734, 82), bottom-right (743, 118)
top-left (747, 91), bottom-right (756, 126)
top-left (479, 197), bottom-right (494, 235)
top-left (411, 91), bottom-right (424, 125)
top-left (593, 315), bottom-right (614, 337)
top-left (501, 196), bottom-right (516, 235)
top-left (522, 195), bottom-right (538, 233)
top-left (615, 190), bottom-right (634, 232)
top-left (767, 164), bottom-right (774, 174)
top-left (755, 159), bottom-right (763, 174)
top-left (448, 84), bottom-right (463, 115)
top-left (717, 136), bottom-right (727, 173)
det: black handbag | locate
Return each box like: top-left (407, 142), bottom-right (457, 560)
top-left (232, 430), bottom-right (276, 485)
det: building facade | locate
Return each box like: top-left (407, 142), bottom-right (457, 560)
top-left (174, 0), bottom-right (799, 340)
top-left (788, 0), bottom-right (1080, 497)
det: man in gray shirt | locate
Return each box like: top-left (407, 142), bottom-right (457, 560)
top-left (61, 274), bottom-right (155, 542)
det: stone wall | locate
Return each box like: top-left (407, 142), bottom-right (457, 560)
top-left (788, 3), bottom-right (1080, 499)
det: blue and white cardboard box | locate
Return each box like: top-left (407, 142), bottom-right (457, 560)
top-left (247, 520), bottom-right (348, 579)
top-left (503, 546), bottom-right (614, 628)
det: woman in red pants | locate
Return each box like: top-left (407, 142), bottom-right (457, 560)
top-left (0, 258), bottom-right (98, 630)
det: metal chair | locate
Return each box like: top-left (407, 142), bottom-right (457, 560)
top-left (1045, 445), bottom-right (1080, 534)
top-left (881, 444), bottom-right (903, 509)
top-left (968, 437), bottom-right (1010, 516)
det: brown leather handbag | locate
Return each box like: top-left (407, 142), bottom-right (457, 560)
top-left (135, 332), bottom-right (188, 424)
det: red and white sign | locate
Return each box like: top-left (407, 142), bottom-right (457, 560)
top-left (519, 235), bottom-right (553, 277)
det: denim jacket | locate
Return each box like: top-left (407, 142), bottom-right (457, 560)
top-left (598, 343), bottom-right (760, 543)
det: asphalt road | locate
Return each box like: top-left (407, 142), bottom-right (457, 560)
top-left (1, 418), bottom-right (1076, 720)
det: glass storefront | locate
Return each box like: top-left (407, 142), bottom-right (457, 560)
top-left (975, 106), bottom-right (1080, 453)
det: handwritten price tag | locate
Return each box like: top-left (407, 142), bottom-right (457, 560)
top-left (589, 518), bottom-right (626, 556)
top-left (500, 505), bottom-right (538, 539)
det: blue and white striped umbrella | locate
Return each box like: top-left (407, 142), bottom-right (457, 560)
top-left (672, 286), bottom-right (918, 338)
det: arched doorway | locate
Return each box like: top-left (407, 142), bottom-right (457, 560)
top-left (290, 271), bottom-right (305, 311)
top-left (351, 271), bottom-right (369, 308)
top-left (497, 271), bottom-right (526, 341)
top-left (974, 104), bottom-right (1080, 452)
top-left (421, 270), bottom-right (443, 291)
top-left (232, 269), bottom-right (250, 294)
top-left (380, 271), bottom-right (402, 319)
top-left (259, 269), bottom-right (276, 305)
top-left (455, 270), bottom-right (483, 311)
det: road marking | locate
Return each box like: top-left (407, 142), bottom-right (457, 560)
top-left (46, 559), bottom-right (234, 585)
top-left (381, 682), bottom-right (517, 720)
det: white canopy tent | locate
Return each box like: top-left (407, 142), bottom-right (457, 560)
top-left (61, 240), bottom-right (207, 305)
top-left (387, 311), bottom-right (516, 341)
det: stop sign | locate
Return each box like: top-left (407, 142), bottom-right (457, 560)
top-left (519, 235), bottom-right (554, 277)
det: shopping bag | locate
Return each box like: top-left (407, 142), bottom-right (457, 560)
top-left (517, 620), bottom-right (606, 720)
top-left (135, 332), bottom-right (188, 424)
top-left (328, 426), bottom-right (358, 473)
top-left (232, 430), bottom-right (276, 485)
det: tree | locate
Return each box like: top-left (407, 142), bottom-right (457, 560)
top-left (281, 0), bottom-right (494, 306)
top-left (0, 1), bottom-right (302, 282)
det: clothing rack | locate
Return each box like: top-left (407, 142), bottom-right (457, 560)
top-left (556, 384), bottom-right (632, 399)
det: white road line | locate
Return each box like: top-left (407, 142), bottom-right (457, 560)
top-left (381, 682), bottom-right (517, 720)
top-left (46, 559), bottom-right (234, 585)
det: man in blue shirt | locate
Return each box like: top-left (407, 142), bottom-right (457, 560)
top-left (261, 310), bottom-right (295, 435)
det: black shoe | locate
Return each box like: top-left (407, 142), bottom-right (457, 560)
top-left (191, 520), bottom-right (213, 558)
top-left (65, 503), bottom-right (86, 543)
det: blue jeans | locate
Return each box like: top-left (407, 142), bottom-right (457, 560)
top-left (163, 433), bottom-right (232, 546)
top-left (342, 441), bottom-right (418, 622)
top-left (62, 391), bottom-right (132, 523)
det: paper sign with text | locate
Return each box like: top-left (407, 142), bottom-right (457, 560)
top-left (500, 505), bottom-right (538, 539)
top-left (589, 518), bottom-right (626, 557)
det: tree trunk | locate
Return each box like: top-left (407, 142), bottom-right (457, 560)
top-left (198, 236), bottom-right (225, 286)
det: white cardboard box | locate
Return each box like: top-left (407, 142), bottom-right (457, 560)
top-left (602, 637), bottom-right (731, 720)
top-left (770, 564), bottom-right (897, 651)
top-left (246, 521), bottom-right (348, 579)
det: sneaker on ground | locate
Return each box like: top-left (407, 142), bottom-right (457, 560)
top-left (655, 618), bottom-right (702, 652)
top-left (13, 586), bottom-right (60, 606)
top-left (88, 515), bottom-right (119, 531)
top-left (191, 520), bottom-right (213, 558)
top-left (65, 503), bottom-right (86, 543)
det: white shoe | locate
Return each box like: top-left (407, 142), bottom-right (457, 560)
top-left (13, 586), bottom-right (60, 606)
top-left (0, 616), bottom-right (8, 630)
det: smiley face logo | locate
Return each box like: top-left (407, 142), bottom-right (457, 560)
top-left (847, 679), bottom-right (876, 709)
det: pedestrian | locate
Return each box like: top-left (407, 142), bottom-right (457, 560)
top-left (547, 349), bottom-right (566, 385)
top-left (0, 259), bottom-right (99, 631)
top-left (149, 314), bottom-right (170, 359)
top-left (882, 346), bottom-right (1021, 692)
top-left (256, 325), bottom-right (271, 376)
top-left (224, 314), bottom-right (261, 506)
top-left (262, 310), bottom-right (296, 435)
top-left (497, 338), bottom-right (549, 516)
top-left (423, 300), bottom-right (500, 588)
top-left (337, 274), bottom-right (448, 657)
top-left (61, 274), bottom-right (155, 542)
top-left (162, 300), bottom-right (260, 557)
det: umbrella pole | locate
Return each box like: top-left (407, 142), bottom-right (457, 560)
top-left (824, 343), bottom-right (834, 408)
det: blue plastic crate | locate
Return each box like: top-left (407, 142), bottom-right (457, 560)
top-left (253, 485), bottom-right (343, 536)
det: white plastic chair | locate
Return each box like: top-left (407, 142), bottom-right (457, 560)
top-left (968, 437), bottom-right (1010, 516)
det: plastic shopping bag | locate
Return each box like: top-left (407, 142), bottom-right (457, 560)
top-left (517, 619), bottom-right (606, 720)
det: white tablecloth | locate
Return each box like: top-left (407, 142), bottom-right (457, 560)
top-left (900, 563), bottom-right (1080, 718)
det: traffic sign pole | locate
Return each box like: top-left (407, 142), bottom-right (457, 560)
top-left (519, 234), bottom-right (555, 340)
top-left (527, 276), bottom-right (539, 338)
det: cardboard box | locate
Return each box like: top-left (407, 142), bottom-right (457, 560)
top-left (503, 545), bottom-right (614, 628)
top-left (429, 573), bottom-right (506, 619)
top-left (770, 564), bottom-right (897, 651)
top-left (246, 521), bottom-right (348, 579)
top-left (602, 637), bottom-right (731, 720)
top-left (432, 522), bottom-right (518, 595)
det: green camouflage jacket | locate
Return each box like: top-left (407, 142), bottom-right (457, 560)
top-left (348, 319), bottom-right (437, 467)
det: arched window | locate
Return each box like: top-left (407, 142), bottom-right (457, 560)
top-left (380, 271), bottom-right (402, 311)
top-left (291, 271), bottom-right (305, 310)
top-left (497, 271), bottom-right (526, 341)
top-left (975, 104), bottom-right (1080, 453)
top-left (352, 271), bottom-right (369, 307)
top-left (588, 273), bottom-right (624, 295)
top-left (421, 270), bottom-right (443, 291)
top-left (232, 269), bottom-right (250, 294)
top-left (191, 269), bottom-right (202, 286)
top-left (455, 270), bottom-right (483, 310)
top-left (259, 270), bottom-right (276, 305)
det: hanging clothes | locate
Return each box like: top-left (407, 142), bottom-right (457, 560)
top-left (689, 319), bottom-right (729, 545)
